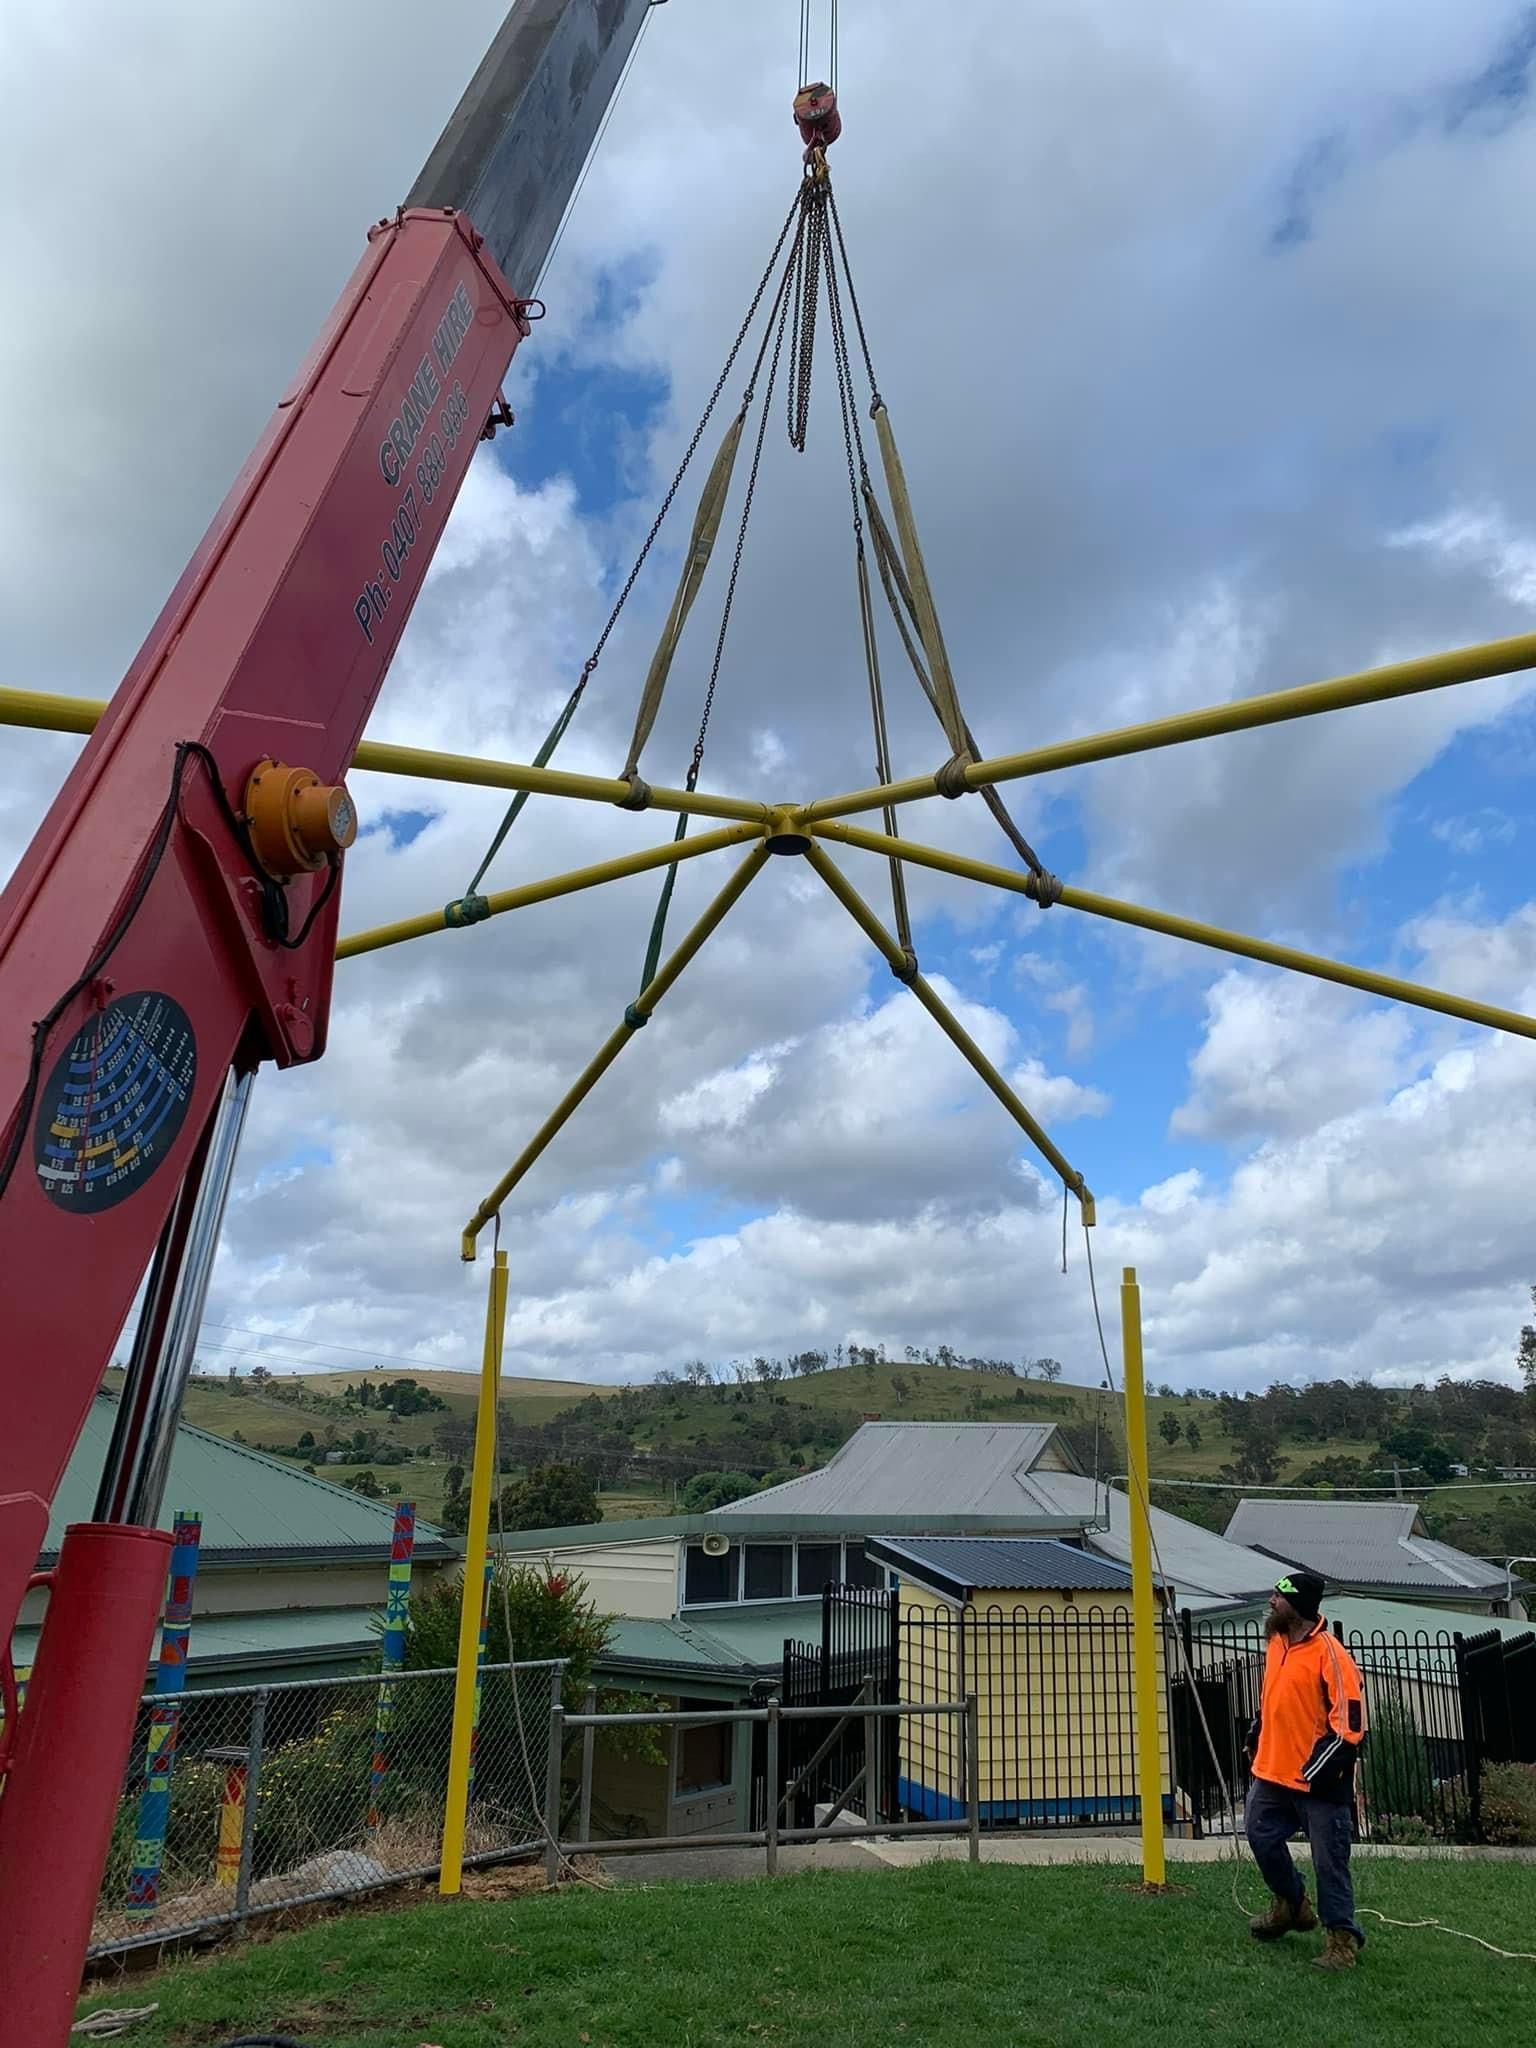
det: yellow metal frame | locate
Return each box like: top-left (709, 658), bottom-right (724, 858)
top-left (439, 1245), bottom-right (509, 1896)
top-left (14, 623), bottom-right (1536, 1892)
top-left (1119, 1267), bottom-right (1166, 1889)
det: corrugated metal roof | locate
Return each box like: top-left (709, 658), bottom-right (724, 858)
top-left (45, 1395), bottom-right (450, 1561)
top-left (1017, 1471), bottom-right (1276, 1605)
top-left (714, 1423), bottom-right (1072, 1518)
top-left (1223, 1500), bottom-right (1506, 1593)
top-left (12, 1604), bottom-right (382, 1683)
top-left (870, 1537), bottom-right (1134, 1599)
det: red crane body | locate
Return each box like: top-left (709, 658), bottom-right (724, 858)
top-left (0, 2), bottom-right (657, 2033)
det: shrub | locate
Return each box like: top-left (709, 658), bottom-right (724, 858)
top-left (1481, 1761), bottom-right (1536, 1846)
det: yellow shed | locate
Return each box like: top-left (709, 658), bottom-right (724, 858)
top-left (867, 1536), bottom-right (1173, 1828)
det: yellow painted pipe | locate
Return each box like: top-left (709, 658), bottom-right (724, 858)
top-left (439, 1247), bottom-right (509, 1896)
top-left (802, 842), bottom-right (1095, 1218)
top-left (813, 819), bottom-right (1536, 1044)
top-left (1120, 1266), bottom-right (1167, 1890)
top-left (460, 841), bottom-right (772, 1256)
top-left (337, 822), bottom-right (763, 961)
top-left (796, 627), bottom-right (1536, 825)
top-left (0, 687), bottom-right (769, 827)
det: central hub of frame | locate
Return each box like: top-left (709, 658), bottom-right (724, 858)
top-left (764, 805), bottom-right (812, 855)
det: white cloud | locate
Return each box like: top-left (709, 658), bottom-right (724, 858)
top-left (1172, 971), bottom-right (1413, 1141)
top-left (8, 1), bottom-right (1536, 1403)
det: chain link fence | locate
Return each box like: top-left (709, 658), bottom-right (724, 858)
top-left (88, 1659), bottom-right (562, 1957)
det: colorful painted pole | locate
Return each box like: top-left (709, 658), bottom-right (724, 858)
top-left (212, 1754), bottom-right (247, 1888)
top-left (465, 1555), bottom-right (494, 1810)
top-left (367, 1499), bottom-right (418, 1829)
top-left (124, 1511), bottom-right (203, 1919)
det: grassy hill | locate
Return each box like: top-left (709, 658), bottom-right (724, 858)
top-left (116, 1357), bottom-right (1535, 1552)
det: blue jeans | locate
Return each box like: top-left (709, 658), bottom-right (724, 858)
top-left (1244, 1777), bottom-right (1364, 1944)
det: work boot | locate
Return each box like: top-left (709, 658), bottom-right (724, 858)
top-left (1313, 1929), bottom-right (1361, 1971)
top-left (1249, 1890), bottom-right (1318, 1940)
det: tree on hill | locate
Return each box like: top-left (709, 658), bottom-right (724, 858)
top-left (1376, 1425), bottom-right (1454, 1486)
top-left (439, 1462), bottom-right (601, 1537)
top-left (343, 1469), bottom-right (382, 1498)
top-left (1184, 1420), bottom-right (1202, 1452)
top-left (1157, 1413), bottom-right (1183, 1447)
top-left (681, 1470), bottom-right (759, 1513)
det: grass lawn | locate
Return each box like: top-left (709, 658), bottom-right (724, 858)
top-left (79, 1857), bottom-right (1533, 2047)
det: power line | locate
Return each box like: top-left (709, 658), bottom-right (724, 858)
top-left (1137, 1474), bottom-right (1536, 1496)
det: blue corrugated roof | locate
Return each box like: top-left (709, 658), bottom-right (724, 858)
top-left (869, 1536), bottom-right (1136, 1599)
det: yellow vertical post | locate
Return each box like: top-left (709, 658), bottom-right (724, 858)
top-left (439, 1247), bottom-right (509, 1895)
top-left (1121, 1266), bottom-right (1166, 1888)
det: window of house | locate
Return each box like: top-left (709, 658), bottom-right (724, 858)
top-left (676, 1701), bottom-right (733, 1794)
top-left (796, 1542), bottom-right (842, 1597)
top-left (844, 1541), bottom-right (884, 1589)
top-left (683, 1542), bottom-right (738, 1605)
top-left (742, 1543), bottom-right (791, 1600)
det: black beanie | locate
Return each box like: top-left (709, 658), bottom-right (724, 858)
top-left (1274, 1569), bottom-right (1326, 1621)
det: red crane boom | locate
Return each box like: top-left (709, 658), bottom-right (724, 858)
top-left (0, 4), bottom-right (654, 2035)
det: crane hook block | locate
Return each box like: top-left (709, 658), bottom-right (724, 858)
top-left (794, 82), bottom-right (841, 157)
top-left (245, 757), bottom-right (359, 878)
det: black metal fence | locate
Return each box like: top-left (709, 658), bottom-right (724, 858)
top-left (1176, 1619), bottom-right (1536, 1845)
top-left (773, 1586), bottom-right (899, 1826)
top-left (901, 1603), bottom-right (1150, 1830)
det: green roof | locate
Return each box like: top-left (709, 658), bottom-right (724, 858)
top-left (1208, 1593), bottom-right (1530, 1653)
top-left (46, 1395), bottom-right (450, 1563)
top-left (13, 1604), bottom-right (383, 1686)
top-left (599, 1601), bottom-right (815, 1685)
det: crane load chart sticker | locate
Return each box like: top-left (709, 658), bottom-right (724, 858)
top-left (33, 991), bottom-right (197, 1213)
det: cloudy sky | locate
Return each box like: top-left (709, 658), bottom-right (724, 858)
top-left (7, 0), bottom-right (1536, 1396)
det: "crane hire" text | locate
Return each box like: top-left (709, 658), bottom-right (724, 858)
top-left (377, 281), bottom-right (474, 487)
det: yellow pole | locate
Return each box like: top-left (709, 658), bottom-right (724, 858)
top-left (0, 687), bottom-right (769, 827)
top-left (336, 822), bottom-right (763, 961)
top-left (1120, 1265), bottom-right (1166, 1890)
top-left (439, 1246), bottom-right (509, 1896)
top-left (460, 842), bottom-right (772, 1256)
top-left (812, 819), bottom-right (1536, 1044)
top-left (802, 843), bottom-right (1095, 1220)
top-left (795, 627), bottom-right (1536, 825)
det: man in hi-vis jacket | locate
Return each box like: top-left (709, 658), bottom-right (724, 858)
top-left (1243, 1571), bottom-right (1369, 1970)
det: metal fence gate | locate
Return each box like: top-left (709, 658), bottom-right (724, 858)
top-left (769, 1585), bottom-right (899, 1827)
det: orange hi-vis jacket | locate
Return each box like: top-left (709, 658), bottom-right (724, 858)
top-left (1251, 1619), bottom-right (1367, 1800)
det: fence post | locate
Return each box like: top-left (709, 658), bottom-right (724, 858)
top-left (368, 1499), bottom-right (416, 1830)
top-left (965, 1693), bottom-right (981, 1864)
top-left (1453, 1632), bottom-right (1481, 1839)
top-left (124, 1509), bottom-right (203, 1919)
top-left (544, 1700), bottom-right (565, 1886)
top-left (1178, 1607), bottom-right (1202, 1840)
top-left (579, 1684), bottom-right (597, 1848)
top-left (765, 1700), bottom-right (781, 1876)
top-left (1120, 1266), bottom-right (1168, 1888)
top-left (234, 1688), bottom-right (268, 1924)
top-left (863, 1676), bottom-right (880, 1828)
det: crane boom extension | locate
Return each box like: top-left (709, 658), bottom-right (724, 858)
top-left (0, 4), bottom-right (651, 2035)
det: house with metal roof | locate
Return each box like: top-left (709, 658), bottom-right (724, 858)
top-left (1223, 1499), bottom-right (1527, 1619)
top-left (487, 1426), bottom-right (1272, 1840)
top-left (14, 1393), bottom-right (456, 1684)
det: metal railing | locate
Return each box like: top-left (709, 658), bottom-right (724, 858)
top-left (1176, 1621), bottom-right (1534, 1845)
top-left (552, 1694), bottom-right (982, 1875)
top-left (88, 1658), bottom-right (563, 1957)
